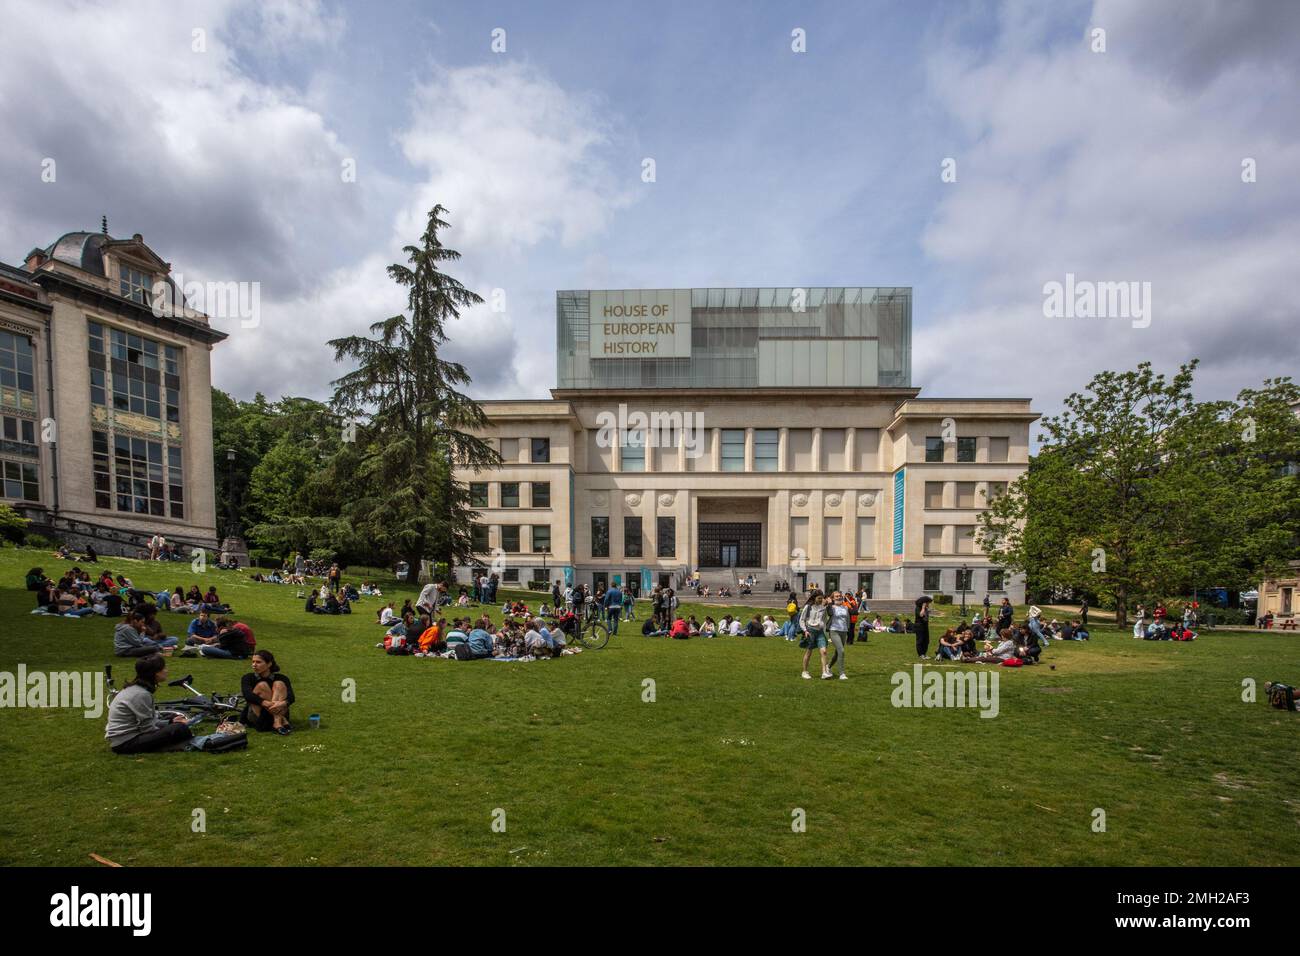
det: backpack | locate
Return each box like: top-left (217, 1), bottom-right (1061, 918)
top-left (787, 601), bottom-right (797, 615)
top-left (999, 657), bottom-right (1024, 667)
top-left (192, 731), bottom-right (248, 753)
top-left (1266, 682), bottom-right (1296, 711)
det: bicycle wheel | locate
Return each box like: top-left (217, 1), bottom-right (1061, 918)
top-left (580, 621), bottom-right (610, 650)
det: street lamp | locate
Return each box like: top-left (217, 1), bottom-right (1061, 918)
top-left (540, 546), bottom-right (549, 587)
top-left (960, 562), bottom-right (969, 619)
top-left (225, 448), bottom-right (238, 537)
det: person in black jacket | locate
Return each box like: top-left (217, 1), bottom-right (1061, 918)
top-left (914, 596), bottom-right (932, 660)
top-left (241, 650), bottom-right (294, 735)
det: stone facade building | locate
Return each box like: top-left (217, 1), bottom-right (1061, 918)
top-left (453, 288), bottom-right (1037, 602)
top-left (0, 225), bottom-right (225, 554)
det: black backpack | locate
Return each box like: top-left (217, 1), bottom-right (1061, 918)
top-left (193, 731), bottom-right (248, 753)
top-left (1266, 683), bottom-right (1296, 711)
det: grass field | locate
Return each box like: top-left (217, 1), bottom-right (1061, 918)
top-left (2, 544), bottom-right (1299, 867)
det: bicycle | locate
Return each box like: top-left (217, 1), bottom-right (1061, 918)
top-left (105, 665), bottom-right (242, 726)
top-left (574, 613), bottom-right (610, 650)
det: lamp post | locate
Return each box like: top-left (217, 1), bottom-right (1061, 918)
top-left (960, 562), bottom-right (969, 619)
top-left (541, 546), bottom-right (549, 588)
top-left (219, 447), bottom-right (249, 568)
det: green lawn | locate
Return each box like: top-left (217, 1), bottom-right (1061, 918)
top-left (2, 545), bottom-right (1298, 866)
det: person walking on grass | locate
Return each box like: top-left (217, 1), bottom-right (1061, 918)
top-left (914, 595), bottom-right (933, 661)
top-left (825, 591), bottom-right (850, 680)
top-left (603, 581), bottom-right (624, 636)
top-left (798, 591), bottom-right (831, 680)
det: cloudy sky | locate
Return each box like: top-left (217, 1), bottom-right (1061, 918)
top-left (2, 0), bottom-right (1296, 426)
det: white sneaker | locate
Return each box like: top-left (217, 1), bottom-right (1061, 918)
top-left (801, 671), bottom-right (812, 680)
top-left (821, 671), bottom-right (833, 680)
top-left (838, 673), bottom-right (848, 681)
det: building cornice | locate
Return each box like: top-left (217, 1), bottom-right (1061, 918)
top-left (30, 270), bottom-right (228, 345)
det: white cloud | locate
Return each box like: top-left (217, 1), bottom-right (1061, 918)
top-left (917, 0), bottom-right (1300, 420)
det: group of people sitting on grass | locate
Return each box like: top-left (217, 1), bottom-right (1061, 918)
top-left (304, 584), bottom-right (355, 615)
top-left (26, 567), bottom-right (229, 618)
top-left (113, 603), bottom-right (256, 660)
top-left (377, 610), bottom-right (579, 660)
top-left (104, 648), bottom-right (295, 754)
top-left (1132, 604), bottom-right (1197, 641)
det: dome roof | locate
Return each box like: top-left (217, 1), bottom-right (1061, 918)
top-left (43, 231), bottom-right (109, 276)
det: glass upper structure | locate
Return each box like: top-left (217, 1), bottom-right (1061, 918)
top-left (556, 287), bottom-right (911, 389)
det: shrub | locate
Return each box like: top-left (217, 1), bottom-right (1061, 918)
top-left (25, 534), bottom-right (54, 550)
top-left (527, 580), bottom-right (548, 592)
top-left (932, 593), bottom-right (953, 605)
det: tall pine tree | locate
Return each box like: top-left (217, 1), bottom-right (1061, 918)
top-left (328, 205), bottom-right (499, 581)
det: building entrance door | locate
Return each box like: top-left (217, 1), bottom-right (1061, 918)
top-left (720, 542), bottom-right (739, 567)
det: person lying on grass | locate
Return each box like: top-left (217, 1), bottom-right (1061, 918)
top-left (241, 650), bottom-right (294, 735)
top-left (104, 653), bottom-right (193, 754)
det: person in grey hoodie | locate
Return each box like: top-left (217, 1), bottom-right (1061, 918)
top-left (113, 611), bottom-right (179, 657)
top-left (104, 654), bottom-right (192, 754)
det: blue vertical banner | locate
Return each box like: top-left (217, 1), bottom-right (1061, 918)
top-left (563, 566), bottom-right (574, 586)
top-left (892, 468), bottom-right (906, 556)
top-left (641, 568), bottom-right (652, 593)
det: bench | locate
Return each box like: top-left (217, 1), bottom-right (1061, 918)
top-left (1279, 619), bottom-right (1298, 631)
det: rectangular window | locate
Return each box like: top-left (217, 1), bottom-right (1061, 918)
top-left (97, 324), bottom-right (175, 423)
top-left (955, 482), bottom-right (977, 509)
top-left (720, 429), bottom-right (746, 471)
top-left (988, 437), bottom-right (1009, 463)
top-left (753, 429), bottom-right (779, 471)
top-left (92, 430), bottom-right (110, 509)
top-left (923, 569), bottom-right (942, 592)
top-left (823, 517), bottom-right (843, 560)
top-left (167, 444), bottom-right (184, 519)
top-left (500, 525), bottom-right (520, 553)
top-left (1, 416), bottom-right (38, 458)
top-left (111, 433), bottom-right (167, 516)
top-left (624, 516), bottom-right (643, 558)
top-left (924, 481), bottom-right (944, 509)
top-left (471, 525), bottom-right (489, 552)
top-left (531, 525), bottom-right (551, 553)
top-left (985, 481), bottom-right (1007, 503)
top-left (987, 569), bottom-right (1005, 591)
top-left (957, 437), bottom-right (977, 462)
top-left (621, 430), bottom-right (645, 472)
top-left (591, 517), bottom-right (610, 558)
top-left (788, 429), bottom-right (814, 470)
top-left (531, 437), bottom-right (550, 463)
top-left (955, 568), bottom-right (974, 592)
top-left (1, 459), bottom-right (39, 501)
top-left (925, 437), bottom-right (945, 462)
top-left (469, 482), bottom-right (489, 508)
top-left (118, 264), bottom-right (152, 305)
top-left (822, 428), bottom-right (846, 471)
top-left (531, 481), bottom-right (550, 508)
top-left (923, 524), bottom-right (944, 555)
top-left (955, 525), bottom-right (976, 554)
top-left (857, 572), bottom-right (874, 599)
top-left (499, 437), bottom-right (519, 462)
top-left (0, 329), bottom-right (37, 407)
top-left (500, 482), bottom-right (520, 508)
top-left (657, 516), bottom-right (676, 558)
top-left (503, 568), bottom-right (519, 583)
top-left (856, 517), bottom-right (876, 558)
